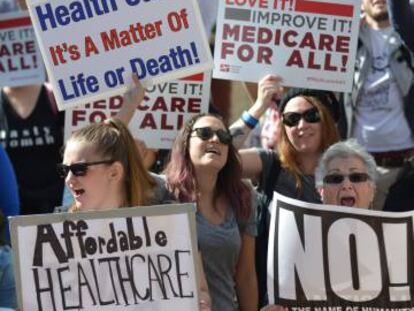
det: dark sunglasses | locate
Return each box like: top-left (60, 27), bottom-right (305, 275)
top-left (282, 107), bottom-right (321, 127)
top-left (323, 172), bottom-right (370, 184)
top-left (57, 160), bottom-right (115, 179)
top-left (191, 127), bottom-right (232, 145)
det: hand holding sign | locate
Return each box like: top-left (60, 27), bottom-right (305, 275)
top-left (256, 74), bottom-right (284, 111)
top-left (246, 74), bottom-right (284, 122)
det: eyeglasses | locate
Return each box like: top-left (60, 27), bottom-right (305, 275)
top-left (323, 172), bottom-right (370, 185)
top-left (57, 160), bottom-right (115, 179)
top-left (282, 107), bottom-right (321, 127)
top-left (191, 127), bottom-right (232, 145)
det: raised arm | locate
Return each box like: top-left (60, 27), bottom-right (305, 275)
top-left (115, 75), bottom-right (145, 125)
top-left (229, 74), bottom-right (283, 149)
top-left (238, 148), bottom-right (264, 181)
top-left (387, 0), bottom-right (414, 51)
top-left (230, 75), bottom-right (283, 180)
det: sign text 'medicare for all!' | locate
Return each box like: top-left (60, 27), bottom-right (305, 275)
top-left (213, 0), bottom-right (361, 92)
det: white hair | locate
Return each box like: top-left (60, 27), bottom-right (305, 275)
top-left (315, 139), bottom-right (377, 187)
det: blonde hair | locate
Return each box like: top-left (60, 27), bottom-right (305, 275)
top-left (67, 118), bottom-right (156, 208)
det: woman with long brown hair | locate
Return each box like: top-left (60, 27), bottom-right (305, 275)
top-left (164, 113), bottom-right (258, 311)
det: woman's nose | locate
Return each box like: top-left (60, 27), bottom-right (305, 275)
top-left (341, 176), bottom-right (353, 189)
top-left (65, 170), bottom-right (75, 183)
top-left (209, 133), bottom-right (220, 143)
top-left (297, 117), bottom-right (307, 129)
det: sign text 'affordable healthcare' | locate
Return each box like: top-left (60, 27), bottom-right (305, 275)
top-left (27, 0), bottom-right (213, 110)
top-left (11, 204), bottom-right (199, 310)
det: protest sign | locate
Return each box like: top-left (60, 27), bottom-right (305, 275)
top-left (0, 11), bottom-right (45, 87)
top-left (268, 192), bottom-right (414, 309)
top-left (64, 72), bottom-right (211, 149)
top-left (26, 0), bottom-right (213, 111)
top-left (10, 203), bottom-right (199, 311)
top-left (213, 0), bottom-right (361, 92)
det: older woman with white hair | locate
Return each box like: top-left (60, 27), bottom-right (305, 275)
top-left (315, 139), bottom-right (377, 209)
top-left (261, 140), bottom-right (377, 311)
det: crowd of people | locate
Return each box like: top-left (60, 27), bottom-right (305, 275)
top-left (1, 0), bottom-right (414, 310)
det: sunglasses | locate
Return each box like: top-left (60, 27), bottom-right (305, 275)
top-left (282, 107), bottom-right (321, 127)
top-left (323, 172), bottom-right (370, 184)
top-left (57, 160), bottom-right (115, 179)
top-left (191, 127), bottom-right (232, 145)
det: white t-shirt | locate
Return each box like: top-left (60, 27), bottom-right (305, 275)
top-left (353, 27), bottom-right (414, 152)
top-left (197, 0), bottom-right (218, 39)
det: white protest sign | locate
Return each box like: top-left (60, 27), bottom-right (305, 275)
top-left (64, 72), bottom-right (211, 149)
top-left (26, 0), bottom-right (213, 110)
top-left (0, 11), bottom-right (45, 87)
top-left (268, 192), bottom-right (413, 309)
top-left (213, 0), bottom-right (361, 92)
top-left (11, 203), bottom-right (199, 311)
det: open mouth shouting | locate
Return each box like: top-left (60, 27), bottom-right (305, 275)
top-left (72, 188), bottom-right (85, 198)
top-left (340, 196), bottom-right (356, 207)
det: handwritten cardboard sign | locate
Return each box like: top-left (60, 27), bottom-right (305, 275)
top-left (11, 203), bottom-right (200, 310)
top-left (268, 192), bottom-right (413, 309)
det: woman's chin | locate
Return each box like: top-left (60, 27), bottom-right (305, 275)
top-left (74, 200), bottom-right (89, 211)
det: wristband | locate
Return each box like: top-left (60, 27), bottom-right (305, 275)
top-left (241, 111), bottom-right (259, 129)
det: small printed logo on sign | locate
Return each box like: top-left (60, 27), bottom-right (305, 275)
top-left (220, 63), bottom-right (230, 72)
top-left (219, 63), bottom-right (240, 73)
